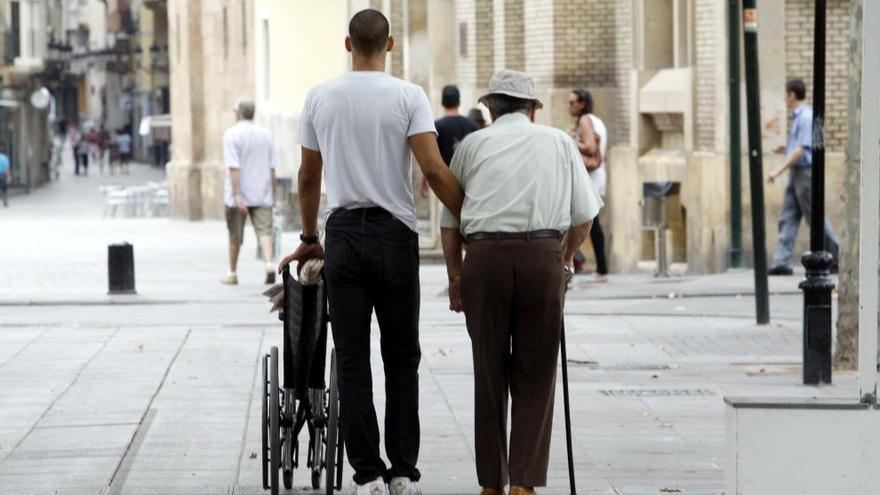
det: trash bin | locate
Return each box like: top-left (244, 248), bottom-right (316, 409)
top-left (642, 182), bottom-right (680, 277)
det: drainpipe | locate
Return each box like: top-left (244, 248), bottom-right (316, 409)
top-left (728, 0), bottom-right (743, 269)
top-left (741, 0), bottom-right (770, 324)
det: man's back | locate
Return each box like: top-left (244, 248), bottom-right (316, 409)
top-left (446, 112), bottom-right (600, 234)
top-left (223, 121), bottom-right (277, 207)
top-left (435, 115), bottom-right (478, 166)
top-left (298, 71), bottom-right (435, 231)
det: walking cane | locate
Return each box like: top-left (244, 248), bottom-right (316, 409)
top-left (561, 276), bottom-right (577, 495)
top-left (560, 320), bottom-right (577, 495)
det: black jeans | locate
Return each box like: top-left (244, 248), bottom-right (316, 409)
top-left (324, 207), bottom-right (421, 484)
top-left (0, 175), bottom-right (7, 206)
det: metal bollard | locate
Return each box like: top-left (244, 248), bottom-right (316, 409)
top-left (108, 243), bottom-right (136, 294)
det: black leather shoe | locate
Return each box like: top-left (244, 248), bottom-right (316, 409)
top-left (768, 265), bottom-right (794, 276)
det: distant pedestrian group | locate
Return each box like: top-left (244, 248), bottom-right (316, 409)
top-left (67, 122), bottom-right (134, 176)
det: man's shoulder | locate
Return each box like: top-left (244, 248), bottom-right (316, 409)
top-left (531, 122), bottom-right (574, 142)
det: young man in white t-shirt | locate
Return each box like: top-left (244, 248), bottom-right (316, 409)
top-left (278, 9), bottom-right (463, 495)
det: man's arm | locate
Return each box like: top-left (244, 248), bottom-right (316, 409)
top-left (409, 132), bottom-right (463, 219)
top-left (298, 148), bottom-right (323, 236)
top-left (441, 227), bottom-right (464, 312)
top-left (768, 145), bottom-right (804, 183)
top-left (229, 168), bottom-right (247, 213)
top-left (277, 147), bottom-right (324, 273)
top-left (564, 221), bottom-right (592, 265)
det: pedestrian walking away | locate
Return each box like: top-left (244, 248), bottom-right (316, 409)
top-left (277, 9), bottom-right (463, 495)
top-left (440, 69), bottom-right (603, 495)
top-left (420, 84), bottom-right (478, 198)
top-left (766, 79), bottom-right (840, 275)
top-left (116, 128), bottom-right (133, 174)
top-left (568, 88), bottom-right (609, 281)
top-left (220, 99), bottom-right (279, 286)
top-left (467, 108), bottom-right (487, 129)
top-left (0, 147), bottom-right (10, 207)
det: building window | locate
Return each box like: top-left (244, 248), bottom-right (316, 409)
top-left (262, 19), bottom-right (270, 100)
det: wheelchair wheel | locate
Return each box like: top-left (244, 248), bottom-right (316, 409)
top-left (311, 424), bottom-right (324, 489)
top-left (261, 353), bottom-right (269, 490)
top-left (325, 349), bottom-right (343, 494)
top-left (269, 347), bottom-right (281, 495)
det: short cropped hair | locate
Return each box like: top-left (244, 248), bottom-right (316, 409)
top-left (441, 85), bottom-right (461, 109)
top-left (349, 9), bottom-right (390, 56)
top-left (235, 99), bottom-right (255, 120)
top-left (480, 94), bottom-right (537, 118)
top-left (786, 79), bottom-right (807, 101)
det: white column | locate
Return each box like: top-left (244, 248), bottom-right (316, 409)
top-left (858, 0), bottom-right (880, 403)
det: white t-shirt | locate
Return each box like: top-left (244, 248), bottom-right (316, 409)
top-left (588, 114), bottom-right (608, 197)
top-left (297, 71), bottom-right (437, 232)
top-left (223, 120), bottom-right (278, 208)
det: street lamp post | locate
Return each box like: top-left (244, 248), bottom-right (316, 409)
top-left (800, 0), bottom-right (834, 385)
top-left (741, 0), bottom-right (770, 324)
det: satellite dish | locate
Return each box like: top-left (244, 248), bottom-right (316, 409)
top-left (30, 87), bottom-right (51, 109)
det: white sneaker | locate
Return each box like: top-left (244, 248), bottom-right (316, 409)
top-left (388, 477), bottom-right (421, 495)
top-left (356, 477), bottom-right (388, 495)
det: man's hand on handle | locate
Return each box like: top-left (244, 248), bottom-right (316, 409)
top-left (277, 242), bottom-right (325, 275)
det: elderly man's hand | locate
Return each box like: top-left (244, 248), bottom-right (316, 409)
top-left (448, 276), bottom-right (463, 313)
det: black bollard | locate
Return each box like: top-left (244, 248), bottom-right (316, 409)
top-left (108, 243), bottom-right (136, 294)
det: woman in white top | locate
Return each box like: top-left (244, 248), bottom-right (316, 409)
top-left (568, 88), bottom-right (608, 281)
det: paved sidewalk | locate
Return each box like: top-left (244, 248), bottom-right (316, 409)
top-left (0, 161), bottom-right (855, 495)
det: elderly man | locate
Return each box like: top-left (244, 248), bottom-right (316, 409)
top-left (440, 70), bottom-right (603, 495)
top-left (220, 99), bottom-right (278, 286)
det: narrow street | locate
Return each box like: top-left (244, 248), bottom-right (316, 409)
top-left (0, 159), bottom-right (854, 495)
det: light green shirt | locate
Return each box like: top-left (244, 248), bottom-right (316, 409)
top-left (440, 112), bottom-right (603, 235)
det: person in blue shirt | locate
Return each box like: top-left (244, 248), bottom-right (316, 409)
top-left (0, 147), bottom-right (10, 207)
top-left (766, 79), bottom-right (839, 275)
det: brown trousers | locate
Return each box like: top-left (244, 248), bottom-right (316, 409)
top-left (461, 237), bottom-right (565, 488)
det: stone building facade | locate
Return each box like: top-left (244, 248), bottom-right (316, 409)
top-left (167, 0), bottom-right (854, 276)
top-left (359, 0), bottom-right (853, 274)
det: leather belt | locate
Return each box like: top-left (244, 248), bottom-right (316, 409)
top-left (465, 229), bottom-right (563, 243)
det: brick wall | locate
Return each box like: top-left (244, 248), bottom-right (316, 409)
top-left (504, 0), bottom-right (525, 71)
top-left (785, 0), bottom-right (850, 152)
top-left (523, 0), bottom-right (554, 87)
top-left (474, 0), bottom-right (495, 86)
top-left (552, 0), bottom-right (614, 87)
top-left (612, 0), bottom-right (632, 145)
top-left (455, 0), bottom-right (476, 87)
top-left (695, 0), bottom-right (716, 150)
top-left (389, 0), bottom-right (405, 78)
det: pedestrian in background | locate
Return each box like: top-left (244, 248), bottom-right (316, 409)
top-left (0, 146), bottom-right (10, 207)
top-left (220, 99), bottom-right (278, 286)
top-left (420, 84), bottom-right (478, 197)
top-left (116, 128), bottom-right (133, 174)
top-left (440, 69), bottom-right (602, 495)
top-left (767, 79), bottom-right (840, 275)
top-left (278, 9), bottom-right (463, 495)
top-left (467, 108), bottom-right (487, 129)
top-left (568, 88), bottom-right (609, 281)
top-left (68, 123), bottom-right (87, 176)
